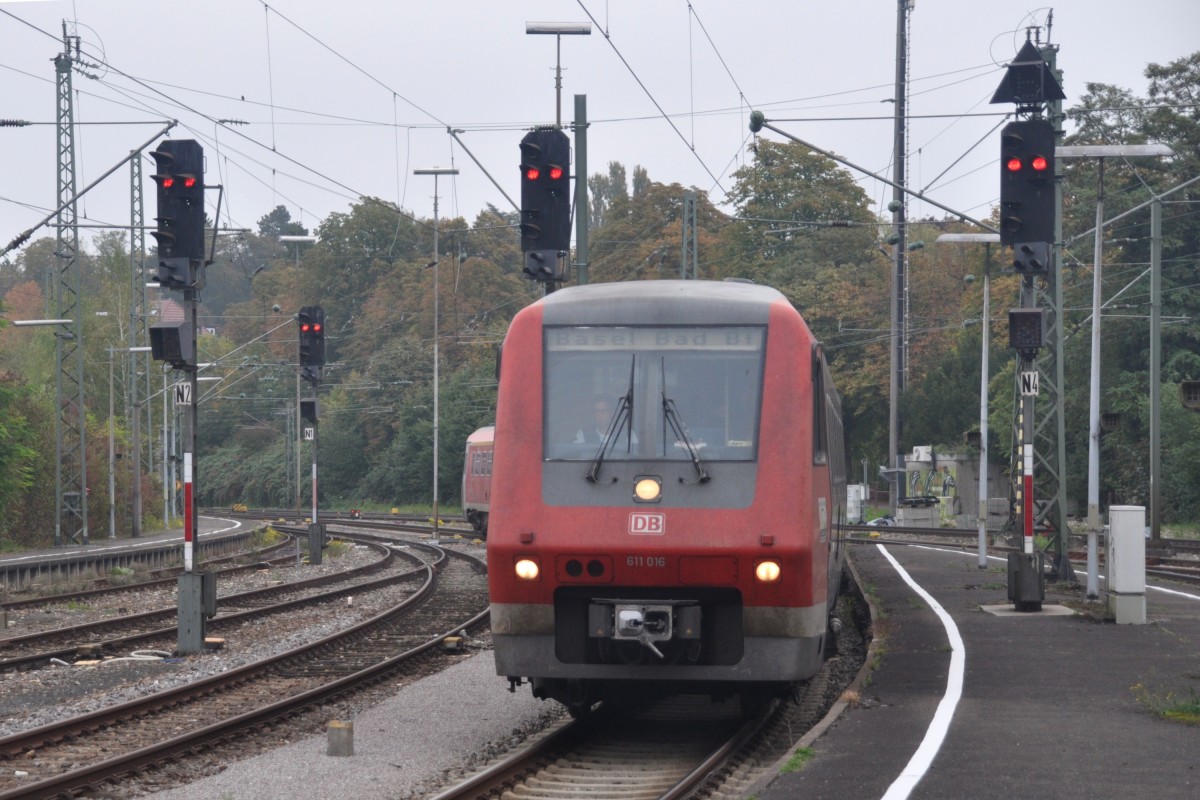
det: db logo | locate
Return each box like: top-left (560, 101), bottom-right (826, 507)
top-left (629, 512), bottom-right (666, 535)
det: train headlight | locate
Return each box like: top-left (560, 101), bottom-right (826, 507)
top-left (634, 476), bottom-right (662, 502)
top-left (515, 558), bottom-right (540, 580)
top-left (755, 560), bottom-right (782, 583)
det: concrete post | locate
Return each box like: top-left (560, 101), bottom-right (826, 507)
top-left (327, 719), bottom-right (354, 756)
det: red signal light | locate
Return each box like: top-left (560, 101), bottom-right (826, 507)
top-left (301, 323), bottom-right (311, 333)
top-left (183, 176), bottom-right (197, 188)
top-left (312, 323), bottom-right (322, 332)
top-left (162, 177), bottom-right (175, 188)
top-left (1006, 157), bottom-right (1023, 173)
top-left (525, 167), bottom-right (540, 181)
top-left (1030, 155), bottom-right (1048, 172)
top-left (549, 166), bottom-right (564, 180)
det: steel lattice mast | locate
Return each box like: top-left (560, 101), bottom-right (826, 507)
top-left (54, 29), bottom-right (88, 546)
top-left (130, 150), bottom-right (150, 537)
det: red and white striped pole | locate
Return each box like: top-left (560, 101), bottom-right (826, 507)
top-left (1023, 442), bottom-right (1035, 554)
top-left (183, 451), bottom-right (194, 571)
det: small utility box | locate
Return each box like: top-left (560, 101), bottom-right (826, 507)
top-left (177, 571), bottom-right (216, 654)
top-left (1007, 552), bottom-right (1044, 612)
top-left (308, 522), bottom-right (325, 566)
top-left (847, 484), bottom-right (867, 524)
top-left (1107, 505), bottom-right (1146, 624)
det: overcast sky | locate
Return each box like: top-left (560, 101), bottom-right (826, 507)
top-left (3, 0), bottom-right (1197, 254)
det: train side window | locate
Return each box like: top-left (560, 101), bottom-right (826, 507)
top-left (485, 450), bottom-right (493, 476)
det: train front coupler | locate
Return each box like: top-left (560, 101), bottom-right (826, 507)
top-left (588, 599), bottom-right (701, 660)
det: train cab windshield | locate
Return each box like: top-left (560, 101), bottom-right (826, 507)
top-left (543, 325), bottom-right (765, 462)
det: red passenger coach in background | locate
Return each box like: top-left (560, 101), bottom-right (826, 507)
top-left (462, 425), bottom-right (494, 536)
top-left (487, 280), bottom-right (847, 717)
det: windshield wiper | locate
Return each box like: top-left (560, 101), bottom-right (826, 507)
top-left (587, 356), bottom-right (635, 484)
top-left (661, 359), bottom-right (710, 484)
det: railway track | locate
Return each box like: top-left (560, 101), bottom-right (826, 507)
top-left (430, 669), bottom-right (840, 800)
top-left (0, 542), bottom-right (489, 799)
top-left (435, 695), bottom-right (763, 800)
top-left (425, 577), bottom-right (875, 800)
top-left (0, 535), bottom-right (299, 613)
top-left (0, 534), bottom-right (421, 672)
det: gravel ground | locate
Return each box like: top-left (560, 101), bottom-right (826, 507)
top-left (143, 577), bottom-right (869, 800)
top-left (1, 540), bottom-right (390, 636)
top-left (145, 650), bottom-right (561, 800)
top-left (0, 541), bottom-right (435, 738)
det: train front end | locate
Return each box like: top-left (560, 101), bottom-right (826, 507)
top-left (488, 281), bottom-right (839, 713)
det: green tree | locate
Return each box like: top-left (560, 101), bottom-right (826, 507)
top-left (258, 205), bottom-right (309, 238)
top-left (588, 179), bottom-right (725, 284)
top-left (0, 371), bottom-right (38, 547)
top-left (589, 162), bottom-right (631, 230)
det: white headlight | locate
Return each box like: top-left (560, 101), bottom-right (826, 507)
top-left (515, 558), bottom-right (540, 580)
top-left (755, 560), bottom-right (781, 583)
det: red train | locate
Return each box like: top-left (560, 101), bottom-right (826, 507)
top-left (487, 280), bottom-right (847, 716)
top-left (462, 425), bottom-right (494, 535)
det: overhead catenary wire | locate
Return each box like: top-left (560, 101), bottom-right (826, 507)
top-left (4, 2), bottom-right (1196, 267)
top-left (575, 0), bottom-right (728, 198)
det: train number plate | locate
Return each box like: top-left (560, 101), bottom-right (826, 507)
top-left (628, 511), bottom-right (666, 535)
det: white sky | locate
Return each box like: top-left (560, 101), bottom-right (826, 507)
top-left (2, 0), bottom-right (1197, 252)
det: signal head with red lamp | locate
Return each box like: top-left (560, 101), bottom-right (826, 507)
top-left (149, 139), bottom-right (207, 289)
top-left (518, 128), bottom-right (572, 270)
top-left (297, 305), bottom-right (327, 374)
top-left (998, 119), bottom-right (1056, 248)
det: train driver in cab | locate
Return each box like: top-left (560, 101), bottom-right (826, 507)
top-left (575, 397), bottom-right (614, 445)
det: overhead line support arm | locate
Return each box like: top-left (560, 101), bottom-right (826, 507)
top-left (753, 115), bottom-right (998, 234)
top-left (2, 121), bottom-right (176, 257)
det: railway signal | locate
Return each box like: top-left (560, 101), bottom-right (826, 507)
top-left (519, 128), bottom-right (571, 281)
top-left (150, 139), bottom-right (206, 290)
top-left (999, 119), bottom-right (1055, 273)
top-left (297, 305), bottom-right (325, 379)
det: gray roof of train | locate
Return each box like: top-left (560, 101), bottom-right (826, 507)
top-left (538, 280), bottom-right (786, 326)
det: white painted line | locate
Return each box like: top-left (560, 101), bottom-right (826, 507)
top-left (0, 517), bottom-right (247, 568)
top-left (908, 544), bottom-right (1200, 603)
top-left (1148, 584), bottom-right (1200, 601)
top-left (876, 544), bottom-right (966, 800)
top-left (201, 516), bottom-right (244, 535)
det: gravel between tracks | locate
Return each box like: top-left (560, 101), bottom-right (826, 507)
top-left (0, 541), bottom-right (428, 737)
top-left (145, 651), bottom-right (559, 800)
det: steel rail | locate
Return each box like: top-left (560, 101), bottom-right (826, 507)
top-left (0, 546), bottom-right (488, 799)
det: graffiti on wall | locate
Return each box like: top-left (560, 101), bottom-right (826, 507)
top-left (906, 464), bottom-right (960, 522)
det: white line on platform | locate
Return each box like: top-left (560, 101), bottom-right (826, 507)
top-left (909, 543), bottom-right (1200, 603)
top-left (876, 544), bottom-right (966, 800)
top-left (0, 517), bottom-right (244, 566)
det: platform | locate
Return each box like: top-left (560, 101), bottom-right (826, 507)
top-left (757, 542), bottom-right (1200, 800)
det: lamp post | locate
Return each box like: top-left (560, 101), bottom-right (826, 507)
top-left (1057, 143), bottom-right (1172, 599)
top-left (525, 22), bottom-right (591, 128)
top-left (414, 167), bottom-right (459, 543)
top-left (936, 233), bottom-right (1000, 569)
top-left (279, 235), bottom-right (317, 268)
